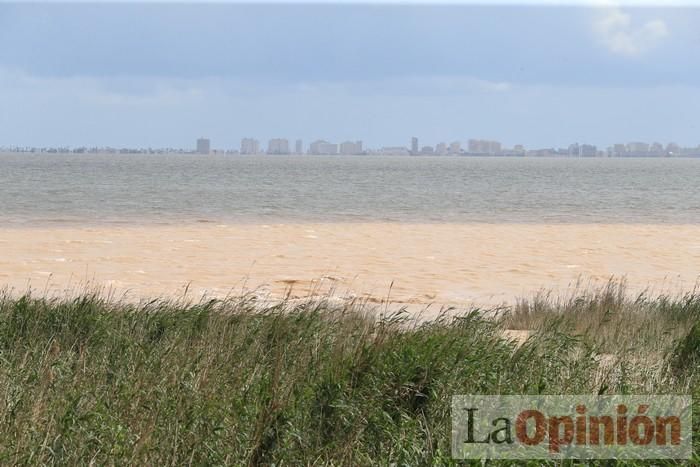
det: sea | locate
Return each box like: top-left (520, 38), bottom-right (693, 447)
top-left (1, 152), bottom-right (699, 225)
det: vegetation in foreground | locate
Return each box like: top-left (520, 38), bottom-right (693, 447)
top-left (0, 282), bottom-right (697, 465)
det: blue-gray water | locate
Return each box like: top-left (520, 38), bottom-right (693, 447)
top-left (1, 153), bottom-right (699, 225)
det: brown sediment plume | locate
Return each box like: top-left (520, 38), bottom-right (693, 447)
top-left (1, 223), bottom-right (698, 305)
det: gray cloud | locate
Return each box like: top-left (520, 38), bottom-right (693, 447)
top-left (592, 5), bottom-right (669, 56)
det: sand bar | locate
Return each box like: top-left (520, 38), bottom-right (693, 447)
top-left (1, 223), bottom-right (699, 305)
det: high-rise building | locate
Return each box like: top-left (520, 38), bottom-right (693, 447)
top-left (568, 143), bottom-right (580, 157)
top-left (650, 142), bottom-right (664, 154)
top-left (627, 142), bottom-right (650, 154)
top-left (580, 144), bottom-right (597, 157)
top-left (196, 138), bottom-right (210, 155)
top-left (612, 144), bottom-right (627, 156)
top-left (240, 138), bottom-right (260, 155)
top-left (411, 137), bottom-right (419, 155)
top-left (468, 139), bottom-right (501, 154)
top-left (339, 140), bottom-right (363, 155)
top-left (309, 140), bottom-right (338, 155)
top-left (448, 141), bottom-right (461, 155)
top-left (267, 138), bottom-right (290, 155)
top-left (295, 139), bottom-right (303, 154)
top-left (435, 142), bottom-right (447, 155)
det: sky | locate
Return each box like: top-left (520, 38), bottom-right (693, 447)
top-left (0, 2), bottom-right (698, 150)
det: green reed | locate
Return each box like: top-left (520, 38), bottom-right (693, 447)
top-left (0, 281), bottom-right (696, 465)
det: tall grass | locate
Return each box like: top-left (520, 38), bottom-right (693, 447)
top-left (0, 282), bottom-right (697, 465)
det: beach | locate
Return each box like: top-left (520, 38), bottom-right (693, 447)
top-left (2, 223), bottom-right (699, 305)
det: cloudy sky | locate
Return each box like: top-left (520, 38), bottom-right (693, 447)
top-left (0, 1), bottom-right (698, 149)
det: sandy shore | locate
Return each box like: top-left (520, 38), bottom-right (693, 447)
top-left (1, 223), bottom-right (699, 305)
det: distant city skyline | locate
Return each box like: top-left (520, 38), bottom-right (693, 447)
top-left (4, 136), bottom-right (700, 158)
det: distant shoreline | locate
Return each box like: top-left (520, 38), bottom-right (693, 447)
top-left (3, 151), bottom-right (700, 158)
